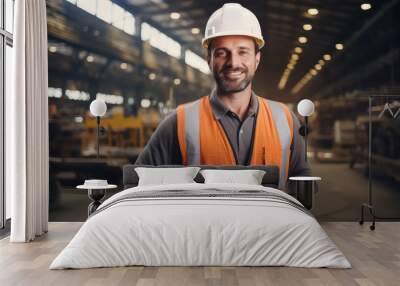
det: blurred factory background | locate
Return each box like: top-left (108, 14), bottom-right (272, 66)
top-left (39, 0), bottom-right (400, 221)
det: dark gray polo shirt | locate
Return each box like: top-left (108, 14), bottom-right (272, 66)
top-left (210, 89), bottom-right (258, 165)
top-left (135, 90), bottom-right (311, 177)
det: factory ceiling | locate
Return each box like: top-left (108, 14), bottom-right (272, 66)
top-left (47, 0), bottom-right (400, 103)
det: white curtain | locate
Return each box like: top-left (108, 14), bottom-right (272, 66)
top-left (8, 0), bottom-right (49, 242)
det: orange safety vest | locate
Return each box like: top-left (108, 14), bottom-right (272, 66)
top-left (177, 95), bottom-right (294, 189)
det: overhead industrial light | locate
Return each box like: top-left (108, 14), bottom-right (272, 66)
top-left (173, 78), bottom-right (181, 85)
top-left (314, 64), bottom-right (322, 70)
top-left (294, 47), bottom-right (303, 54)
top-left (307, 8), bottom-right (319, 16)
top-left (49, 46), bottom-right (57, 53)
top-left (148, 73), bottom-right (156, 80)
top-left (318, 59), bottom-right (325, 65)
top-left (291, 54), bottom-right (299, 60)
top-left (361, 3), bottom-right (372, 10)
top-left (86, 55), bottom-right (94, 62)
top-left (323, 54), bottom-right (332, 61)
top-left (170, 12), bottom-right (181, 20)
top-left (310, 69), bottom-right (317, 76)
top-left (335, 43), bottom-right (344, 50)
top-left (298, 36), bottom-right (308, 44)
top-left (287, 64), bottom-right (294, 70)
top-left (278, 69), bottom-right (291, 90)
top-left (303, 24), bottom-right (312, 31)
top-left (141, 99), bottom-right (151, 108)
top-left (120, 63), bottom-right (128, 70)
top-left (191, 27), bottom-right (200, 34)
top-left (74, 116), bottom-right (84, 123)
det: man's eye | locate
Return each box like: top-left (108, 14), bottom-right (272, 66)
top-left (240, 51), bottom-right (249, 56)
top-left (215, 51), bottom-right (226, 57)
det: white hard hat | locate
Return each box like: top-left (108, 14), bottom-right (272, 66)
top-left (202, 3), bottom-right (264, 49)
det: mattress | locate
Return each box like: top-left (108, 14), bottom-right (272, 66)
top-left (50, 183), bottom-right (351, 269)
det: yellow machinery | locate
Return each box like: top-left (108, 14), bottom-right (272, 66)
top-left (83, 107), bottom-right (160, 153)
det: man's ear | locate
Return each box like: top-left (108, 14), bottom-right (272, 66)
top-left (207, 42), bottom-right (213, 67)
top-left (207, 52), bottom-right (213, 71)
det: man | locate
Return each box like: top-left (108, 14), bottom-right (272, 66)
top-left (136, 3), bottom-right (311, 189)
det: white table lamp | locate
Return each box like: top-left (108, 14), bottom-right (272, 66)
top-left (89, 99), bottom-right (107, 158)
top-left (297, 99), bottom-right (315, 162)
top-left (297, 99), bottom-right (314, 117)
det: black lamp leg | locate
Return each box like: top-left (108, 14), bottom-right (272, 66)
top-left (304, 116), bottom-right (308, 162)
top-left (96, 116), bottom-right (100, 159)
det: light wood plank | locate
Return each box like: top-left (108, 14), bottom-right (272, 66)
top-left (0, 222), bottom-right (399, 286)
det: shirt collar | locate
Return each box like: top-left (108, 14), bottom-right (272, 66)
top-left (209, 88), bottom-right (259, 120)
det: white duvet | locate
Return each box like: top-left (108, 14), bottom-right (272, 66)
top-left (50, 183), bottom-right (351, 269)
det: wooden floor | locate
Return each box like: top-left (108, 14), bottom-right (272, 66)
top-left (0, 222), bottom-right (399, 286)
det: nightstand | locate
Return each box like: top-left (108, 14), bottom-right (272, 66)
top-left (77, 180), bottom-right (117, 217)
top-left (288, 176), bottom-right (321, 210)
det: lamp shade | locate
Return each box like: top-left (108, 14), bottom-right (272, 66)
top-left (90, 99), bottom-right (107, 117)
top-left (297, 99), bottom-right (315, 117)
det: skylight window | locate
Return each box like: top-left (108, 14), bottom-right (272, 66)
top-left (97, 0), bottom-right (112, 23)
top-left (77, 0), bottom-right (96, 15)
top-left (185, 50), bottom-right (210, 74)
top-left (111, 3), bottom-right (125, 30)
top-left (141, 22), bottom-right (181, 59)
top-left (69, 0), bottom-right (136, 36)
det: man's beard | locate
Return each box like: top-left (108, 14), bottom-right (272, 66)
top-left (213, 66), bottom-right (253, 94)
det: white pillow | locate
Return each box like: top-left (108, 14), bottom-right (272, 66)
top-left (200, 169), bottom-right (266, 185)
top-left (135, 167), bottom-right (201, 186)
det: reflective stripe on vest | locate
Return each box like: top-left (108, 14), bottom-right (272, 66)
top-left (177, 101), bottom-right (201, 165)
top-left (266, 100), bottom-right (293, 189)
top-left (177, 96), bottom-right (293, 189)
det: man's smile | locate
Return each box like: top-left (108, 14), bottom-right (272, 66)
top-left (221, 69), bottom-right (246, 80)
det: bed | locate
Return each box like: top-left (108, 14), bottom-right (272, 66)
top-left (50, 165), bottom-right (351, 269)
